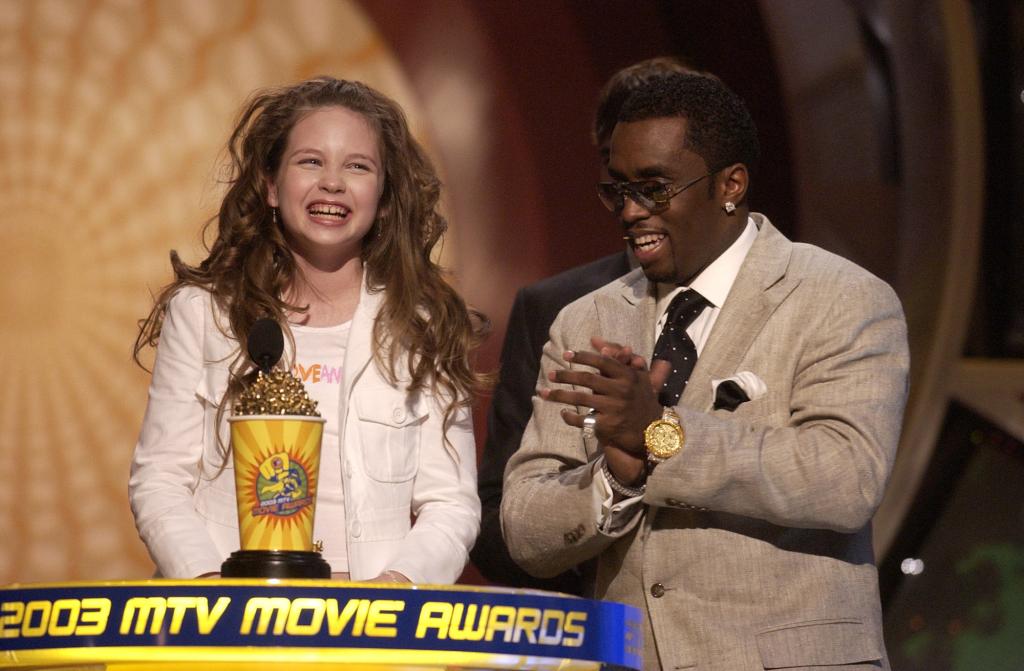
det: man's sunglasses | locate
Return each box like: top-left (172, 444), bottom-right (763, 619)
top-left (596, 172), bottom-right (711, 214)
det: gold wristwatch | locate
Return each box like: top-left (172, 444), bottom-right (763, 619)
top-left (644, 407), bottom-right (685, 467)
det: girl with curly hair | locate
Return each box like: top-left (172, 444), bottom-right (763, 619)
top-left (130, 77), bottom-right (487, 582)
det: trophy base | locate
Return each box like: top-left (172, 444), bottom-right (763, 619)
top-left (221, 550), bottom-right (331, 579)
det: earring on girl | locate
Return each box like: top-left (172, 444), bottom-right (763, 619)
top-left (723, 201), bottom-right (736, 214)
top-left (272, 207), bottom-right (279, 226)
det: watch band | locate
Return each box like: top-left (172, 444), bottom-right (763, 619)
top-left (601, 461), bottom-right (646, 498)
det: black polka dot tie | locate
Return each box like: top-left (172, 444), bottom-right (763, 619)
top-left (652, 289), bottom-right (709, 406)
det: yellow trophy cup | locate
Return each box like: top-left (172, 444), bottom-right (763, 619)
top-left (220, 319), bottom-right (332, 578)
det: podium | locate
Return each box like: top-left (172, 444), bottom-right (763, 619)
top-left (0, 580), bottom-right (642, 670)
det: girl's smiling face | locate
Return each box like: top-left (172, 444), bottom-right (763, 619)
top-left (268, 105), bottom-right (384, 268)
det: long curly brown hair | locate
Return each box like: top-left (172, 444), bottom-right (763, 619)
top-left (135, 76), bottom-right (489, 442)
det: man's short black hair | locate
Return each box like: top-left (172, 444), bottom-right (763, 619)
top-left (592, 57), bottom-right (697, 149)
top-left (617, 73), bottom-right (760, 173)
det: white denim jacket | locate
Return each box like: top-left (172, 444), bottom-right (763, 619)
top-left (129, 281), bottom-right (480, 583)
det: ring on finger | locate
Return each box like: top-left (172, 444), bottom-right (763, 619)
top-left (581, 409), bottom-right (598, 440)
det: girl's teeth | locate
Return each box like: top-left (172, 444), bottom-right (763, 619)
top-left (310, 204), bottom-right (347, 216)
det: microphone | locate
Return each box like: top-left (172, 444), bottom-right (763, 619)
top-left (248, 318), bottom-right (284, 374)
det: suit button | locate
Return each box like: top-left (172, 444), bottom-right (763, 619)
top-left (350, 521), bottom-right (362, 538)
top-left (650, 583), bottom-right (666, 598)
top-left (392, 407), bottom-right (406, 423)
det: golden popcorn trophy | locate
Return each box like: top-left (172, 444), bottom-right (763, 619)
top-left (221, 319), bottom-right (332, 578)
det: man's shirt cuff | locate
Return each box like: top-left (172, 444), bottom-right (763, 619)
top-left (594, 457), bottom-right (644, 534)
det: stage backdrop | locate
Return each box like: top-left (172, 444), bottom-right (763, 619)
top-left (0, 0), bottom-right (445, 583)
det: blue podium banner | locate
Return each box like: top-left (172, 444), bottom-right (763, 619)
top-left (0, 580), bottom-right (642, 670)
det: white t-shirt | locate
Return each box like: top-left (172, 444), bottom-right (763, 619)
top-left (290, 321), bottom-right (351, 571)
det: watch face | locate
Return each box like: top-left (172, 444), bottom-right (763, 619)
top-left (646, 420), bottom-right (684, 459)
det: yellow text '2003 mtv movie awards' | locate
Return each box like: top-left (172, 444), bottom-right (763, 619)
top-left (0, 595), bottom-right (588, 647)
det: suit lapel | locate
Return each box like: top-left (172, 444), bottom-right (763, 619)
top-left (684, 218), bottom-right (799, 410)
top-left (595, 269), bottom-right (658, 360)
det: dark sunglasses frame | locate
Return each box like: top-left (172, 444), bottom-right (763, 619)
top-left (597, 172), bottom-right (712, 213)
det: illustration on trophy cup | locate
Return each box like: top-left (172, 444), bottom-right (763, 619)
top-left (221, 318), bottom-right (331, 578)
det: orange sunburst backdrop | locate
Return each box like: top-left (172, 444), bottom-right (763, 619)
top-left (0, 0), bottom-right (439, 583)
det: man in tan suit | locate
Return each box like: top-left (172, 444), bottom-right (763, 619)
top-left (502, 73), bottom-right (908, 670)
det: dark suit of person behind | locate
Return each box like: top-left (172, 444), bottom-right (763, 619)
top-left (471, 251), bottom-right (631, 592)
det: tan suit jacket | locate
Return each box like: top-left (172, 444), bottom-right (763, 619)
top-left (502, 215), bottom-right (908, 670)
